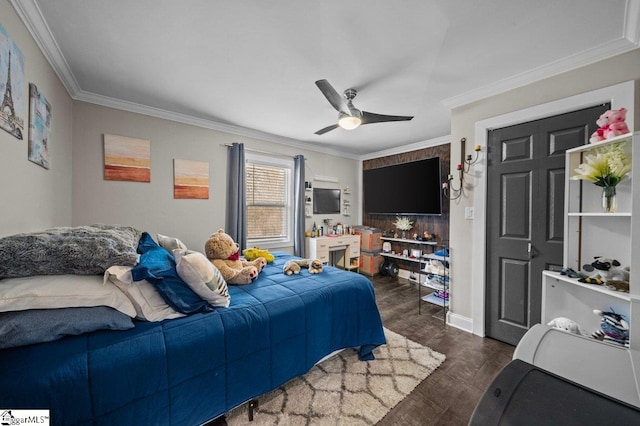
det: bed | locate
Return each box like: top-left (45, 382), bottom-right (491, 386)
top-left (0, 226), bottom-right (386, 425)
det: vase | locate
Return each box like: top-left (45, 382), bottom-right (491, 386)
top-left (401, 230), bottom-right (407, 239)
top-left (602, 185), bottom-right (617, 213)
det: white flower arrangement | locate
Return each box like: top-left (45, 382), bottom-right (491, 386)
top-left (393, 216), bottom-right (413, 231)
top-left (572, 142), bottom-right (631, 188)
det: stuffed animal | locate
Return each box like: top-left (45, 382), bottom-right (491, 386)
top-left (547, 317), bottom-right (584, 335)
top-left (589, 108), bottom-right (630, 143)
top-left (592, 309), bottom-right (629, 347)
top-left (283, 260), bottom-right (302, 275)
top-left (204, 229), bottom-right (266, 285)
top-left (298, 258), bottom-right (323, 274)
top-left (282, 258), bottom-right (323, 275)
top-left (243, 246), bottom-right (275, 263)
top-left (579, 257), bottom-right (630, 284)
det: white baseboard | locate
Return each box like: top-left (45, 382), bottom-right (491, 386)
top-left (446, 311), bottom-right (473, 333)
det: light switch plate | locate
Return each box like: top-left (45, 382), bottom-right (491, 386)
top-left (465, 206), bottom-right (474, 220)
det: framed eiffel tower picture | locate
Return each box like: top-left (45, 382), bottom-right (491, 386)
top-left (0, 23), bottom-right (26, 140)
top-left (28, 83), bottom-right (52, 169)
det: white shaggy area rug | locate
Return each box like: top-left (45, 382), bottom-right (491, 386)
top-left (226, 328), bottom-right (446, 425)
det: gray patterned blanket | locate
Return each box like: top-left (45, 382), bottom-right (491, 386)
top-left (0, 224), bottom-right (142, 279)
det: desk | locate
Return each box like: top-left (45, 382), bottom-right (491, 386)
top-left (306, 235), bottom-right (360, 271)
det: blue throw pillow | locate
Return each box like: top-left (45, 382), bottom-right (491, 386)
top-left (131, 232), bottom-right (213, 314)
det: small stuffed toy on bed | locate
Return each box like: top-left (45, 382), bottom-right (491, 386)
top-left (282, 259), bottom-right (323, 275)
top-left (298, 258), bottom-right (323, 274)
top-left (243, 247), bottom-right (275, 263)
top-left (283, 260), bottom-right (302, 275)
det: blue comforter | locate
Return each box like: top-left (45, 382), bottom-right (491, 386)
top-left (0, 253), bottom-right (385, 425)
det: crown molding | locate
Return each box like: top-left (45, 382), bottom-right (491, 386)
top-left (358, 135), bottom-right (451, 161)
top-left (10, 0), bottom-right (81, 96)
top-left (442, 37), bottom-right (640, 110)
top-left (443, 0), bottom-right (640, 110)
top-left (74, 90), bottom-right (361, 160)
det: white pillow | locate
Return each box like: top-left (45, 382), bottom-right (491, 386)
top-left (105, 265), bottom-right (185, 321)
top-left (0, 274), bottom-right (136, 317)
top-left (173, 249), bottom-right (230, 308)
top-left (157, 234), bottom-right (188, 251)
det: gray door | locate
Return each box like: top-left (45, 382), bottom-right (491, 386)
top-left (485, 104), bottom-right (609, 346)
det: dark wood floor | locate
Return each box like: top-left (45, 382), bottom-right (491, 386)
top-left (373, 274), bottom-right (514, 425)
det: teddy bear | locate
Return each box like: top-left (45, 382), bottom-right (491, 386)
top-left (589, 108), bottom-right (630, 143)
top-left (204, 229), bottom-right (266, 285)
top-left (243, 246), bottom-right (275, 263)
top-left (283, 258), bottom-right (323, 275)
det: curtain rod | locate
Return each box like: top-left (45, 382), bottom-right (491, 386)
top-left (221, 144), bottom-right (305, 160)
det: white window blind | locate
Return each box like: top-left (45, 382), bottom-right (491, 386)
top-left (245, 155), bottom-right (292, 245)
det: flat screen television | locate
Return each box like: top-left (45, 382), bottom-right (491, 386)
top-left (363, 157), bottom-right (442, 215)
top-left (313, 188), bottom-right (341, 214)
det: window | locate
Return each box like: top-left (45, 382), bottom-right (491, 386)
top-left (245, 153), bottom-right (293, 246)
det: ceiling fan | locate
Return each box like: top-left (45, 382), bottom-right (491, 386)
top-left (314, 79), bottom-right (414, 135)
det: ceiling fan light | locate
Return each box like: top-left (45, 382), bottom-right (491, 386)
top-left (338, 113), bottom-right (361, 130)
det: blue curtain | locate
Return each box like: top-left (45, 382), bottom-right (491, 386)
top-left (293, 155), bottom-right (305, 257)
top-left (226, 143), bottom-right (247, 251)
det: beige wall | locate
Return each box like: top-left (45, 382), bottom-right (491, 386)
top-left (449, 49), bottom-right (640, 328)
top-left (72, 102), bottom-right (361, 251)
top-left (0, 2), bottom-right (73, 237)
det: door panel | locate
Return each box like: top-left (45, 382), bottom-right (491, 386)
top-left (502, 137), bottom-right (532, 162)
top-left (486, 103), bottom-right (610, 345)
top-left (547, 169), bottom-right (565, 242)
top-left (500, 258), bottom-right (529, 327)
top-left (501, 172), bottom-right (531, 238)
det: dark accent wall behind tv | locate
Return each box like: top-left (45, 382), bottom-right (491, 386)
top-left (363, 143), bottom-right (450, 245)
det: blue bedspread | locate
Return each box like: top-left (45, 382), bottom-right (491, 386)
top-left (0, 253), bottom-right (385, 425)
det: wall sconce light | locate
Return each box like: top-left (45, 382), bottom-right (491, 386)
top-left (443, 137), bottom-right (482, 201)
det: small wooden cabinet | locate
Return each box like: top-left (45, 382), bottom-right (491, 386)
top-left (306, 235), bottom-right (360, 271)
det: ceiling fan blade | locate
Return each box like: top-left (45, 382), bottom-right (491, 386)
top-left (314, 123), bottom-right (339, 135)
top-left (361, 111), bottom-right (414, 125)
top-left (315, 79), bottom-right (349, 114)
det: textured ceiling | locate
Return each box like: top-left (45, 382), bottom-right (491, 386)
top-left (13, 0), bottom-right (640, 157)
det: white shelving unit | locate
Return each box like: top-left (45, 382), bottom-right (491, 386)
top-left (305, 186), bottom-right (312, 217)
top-left (342, 188), bottom-right (351, 216)
top-left (380, 237), bottom-right (450, 315)
top-left (541, 132), bottom-right (639, 349)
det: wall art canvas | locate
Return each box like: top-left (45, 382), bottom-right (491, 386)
top-left (28, 83), bottom-right (52, 169)
top-left (174, 159), bottom-right (209, 199)
top-left (0, 23), bottom-right (26, 140)
top-left (104, 134), bottom-right (151, 182)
